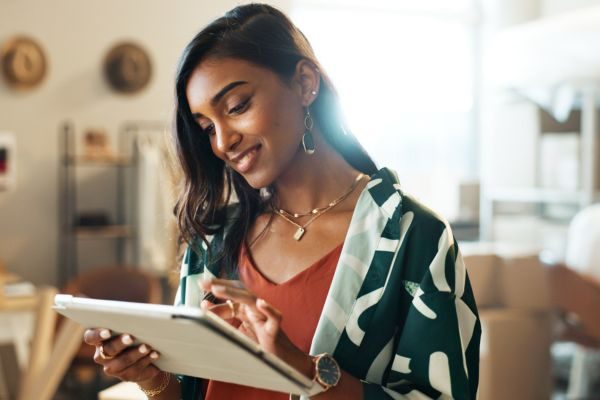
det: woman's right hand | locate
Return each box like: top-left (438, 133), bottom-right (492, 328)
top-left (83, 328), bottom-right (162, 384)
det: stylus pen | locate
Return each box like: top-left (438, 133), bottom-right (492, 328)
top-left (202, 291), bottom-right (221, 304)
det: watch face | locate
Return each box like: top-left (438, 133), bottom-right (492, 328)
top-left (317, 355), bottom-right (341, 386)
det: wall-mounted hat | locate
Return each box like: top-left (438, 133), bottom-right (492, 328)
top-left (1, 36), bottom-right (48, 90)
top-left (103, 41), bottom-right (152, 94)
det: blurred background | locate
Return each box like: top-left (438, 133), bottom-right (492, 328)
top-left (1, 0), bottom-right (599, 398)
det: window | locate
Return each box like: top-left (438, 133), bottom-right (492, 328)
top-left (293, 0), bottom-right (479, 220)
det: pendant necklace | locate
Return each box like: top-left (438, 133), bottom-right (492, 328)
top-left (273, 173), bottom-right (366, 241)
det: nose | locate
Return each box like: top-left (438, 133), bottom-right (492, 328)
top-left (213, 124), bottom-right (241, 154)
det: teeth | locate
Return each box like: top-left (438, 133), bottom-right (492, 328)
top-left (238, 148), bottom-right (256, 165)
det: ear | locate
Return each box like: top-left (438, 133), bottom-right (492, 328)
top-left (292, 59), bottom-right (321, 107)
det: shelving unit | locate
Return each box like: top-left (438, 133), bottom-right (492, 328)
top-left (481, 96), bottom-right (600, 244)
top-left (58, 122), bottom-right (139, 286)
top-left (480, 6), bottom-right (600, 245)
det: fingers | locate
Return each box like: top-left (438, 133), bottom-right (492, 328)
top-left (200, 299), bottom-right (216, 310)
top-left (102, 345), bottom-right (161, 381)
top-left (93, 333), bottom-right (135, 362)
top-left (256, 298), bottom-right (282, 320)
top-left (239, 320), bottom-right (259, 342)
top-left (83, 328), bottom-right (112, 346)
top-left (256, 298), bottom-right (282, 336)
top-left (208, 300), bottom-right (245, 320)
top-left (118, 357), bottom-right (162, 383)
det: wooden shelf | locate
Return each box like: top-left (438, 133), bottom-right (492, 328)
top-left (486, 187), bottom-right (600, 205)
top-left (74, 225), bottom-right (132, 239)
top-left (65, 155), bottom-right (133, 166)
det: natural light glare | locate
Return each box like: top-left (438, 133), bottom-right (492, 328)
top-left (293, 4), bottom-right (477, 220)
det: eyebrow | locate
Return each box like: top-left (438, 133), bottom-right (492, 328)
top-left (191, 80), bottom-right (248, 119)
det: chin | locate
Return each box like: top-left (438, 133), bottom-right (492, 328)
top-left (236, 169), bottom-right (276, 191)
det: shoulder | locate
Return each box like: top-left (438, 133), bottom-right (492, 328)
top-left (367, 167), bottom-right (451, 238)
top-left (371, 168), bottom-right (461, 291)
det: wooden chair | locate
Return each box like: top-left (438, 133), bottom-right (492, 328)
top-left (17, 286), bottom-right (85, 400)
top-left (59, 266), bottom-right (163, 397)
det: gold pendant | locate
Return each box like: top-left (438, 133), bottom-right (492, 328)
top-left (293, 227), bottom-right (305, 241)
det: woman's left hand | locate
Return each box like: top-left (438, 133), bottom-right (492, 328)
top-left (198, 279), bottom-right (313, 378)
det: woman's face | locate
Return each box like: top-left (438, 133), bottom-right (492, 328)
top-left (186, 57), bottom-right (308, 189)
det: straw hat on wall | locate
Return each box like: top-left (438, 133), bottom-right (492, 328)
top-left (1, 36), bottom-right (47, 90)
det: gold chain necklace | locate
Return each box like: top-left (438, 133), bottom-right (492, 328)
top-left (273, 173), bottom-right (366, 240)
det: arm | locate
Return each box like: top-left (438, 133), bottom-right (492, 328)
top-left (358, 241), bottom-right (481, 399)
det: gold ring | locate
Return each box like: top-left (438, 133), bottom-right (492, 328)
top-left (226, 299), bottom-right (235, 319)
top-left (99, 344), bottom-right (114, 360)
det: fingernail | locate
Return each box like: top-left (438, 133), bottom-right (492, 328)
top-left (257, 298), bottom-right (265, 306)
top-left (100, 329), bottom-right (111, 339)
top-left (150, 351), bottom-right (159, 359)
top-left (139, 344), bottom-right (148, 354)
top-left (122, 335), bottom-right (133, 345)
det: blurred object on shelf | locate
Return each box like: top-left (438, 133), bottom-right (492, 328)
top-left (0, 36), bottom-right (47, 91)
top-left (458, 181), bottom-right (480, 222)
top-left (103, 42), bottom-right (152, 94)
top-left (539, 133), bottom-right (579, 191)
top-left (83, 129), bottom-right (114, 161)
top-left (0, 131), bottom-right (16, 191)
top-left (75, 211), bottom-right (110, 227)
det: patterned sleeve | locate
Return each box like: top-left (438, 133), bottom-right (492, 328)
top-left (363, 226), bottom-right (481, 399)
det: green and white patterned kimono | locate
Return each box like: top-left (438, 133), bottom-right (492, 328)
top-left (175, 167), bottom-right (481, 399)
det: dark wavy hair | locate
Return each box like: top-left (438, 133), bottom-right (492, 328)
top-left (173, 3), bottom-right (377, 275)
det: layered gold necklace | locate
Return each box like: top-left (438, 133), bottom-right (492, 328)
top-left (273, 173), bottom-right (366, 240)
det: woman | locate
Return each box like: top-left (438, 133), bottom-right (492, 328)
top-left (84, 4), bottom-right (481, 399)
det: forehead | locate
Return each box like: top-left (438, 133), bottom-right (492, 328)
top-left (186, 58), bottom-right (279, 111)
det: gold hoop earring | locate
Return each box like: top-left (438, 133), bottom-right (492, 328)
top-left (302, 107), bottom-right (315, 155)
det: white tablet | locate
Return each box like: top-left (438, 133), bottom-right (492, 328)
top-left (53, 295), bottom-right (323, 397)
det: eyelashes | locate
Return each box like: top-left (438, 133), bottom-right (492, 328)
top-left (228, 97), bottom-right (250, 115)
top-left (200, 97), bottom-right (251, 136)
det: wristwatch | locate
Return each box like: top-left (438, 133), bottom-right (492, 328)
top-left (312, 353), bottom-right (341, 390)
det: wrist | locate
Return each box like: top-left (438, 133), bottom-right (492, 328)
top-left (137, 371), bottom-right (170, 397)
top-left (273, 336), bottom-right (314, 379)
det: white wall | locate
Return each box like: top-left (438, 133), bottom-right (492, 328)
top-left (0, 0), bottom-right (290, 285)
top-left (542, 0), bottom-right (600, 15)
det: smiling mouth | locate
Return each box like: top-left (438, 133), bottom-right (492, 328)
top-left (231, 144), bottom-right (261, 173)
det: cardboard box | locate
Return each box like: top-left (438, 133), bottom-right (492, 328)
top-left (499, 254), bottom-right (552, 311)
top-left (462, 243), bottom-right (552, 311)
top-left (462, 253), bottom-right (502, 308)
top-left (479, 310), bottom-right (553, 400)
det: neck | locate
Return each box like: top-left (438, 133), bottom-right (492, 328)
top-left (271, 129), bottom-right (364, 214)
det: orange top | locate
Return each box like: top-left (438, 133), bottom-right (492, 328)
top-left (203, 241), bottom-right (343, 400)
